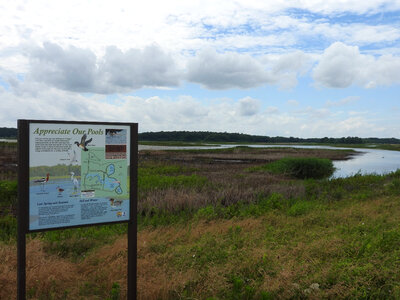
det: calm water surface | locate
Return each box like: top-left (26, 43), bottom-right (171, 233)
top-left (139, 144), bottom-right (400, 178)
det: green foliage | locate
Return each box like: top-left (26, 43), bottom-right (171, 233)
top-left (107, 282), bottom-right (121, 300)
top-left (138, 163), bottom-right (206, 195)
top-left (305, 173), bottom-right (387, 202)
top-left (224, 274), bottom-right (256, 300)
top-left (0, 127), bottom-right (17, 138)
top-left (376, 229), bottom-right (400, 253)
top-left (79, 281), bottom-right (106, 297)
top-left (139, 163), bottom-right (191, 176)
top-left (287, 201), bottom-right (316, 216)
top-left (0, 180), bottom-right (17, 208)
top-left (254, 157), bottom-right (334, 179)
top-left (42, 224), bottom-right (127, 259)
top-left (139, 131), bottom-right (267, 143)
top-left (139, 173), bottom-right (207, 191)
top-left (0, 215), bottom-right (17, 242)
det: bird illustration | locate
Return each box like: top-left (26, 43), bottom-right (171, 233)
top-left (56, 186), bottom-right (64, 195)
top-left (69, 149), bottom-right (78, 164)
top-left (70, 172), bottom-right (79, 193)
top-left (109, 198), bottom-right (123, 206)
top-left (34, 173), bottom-right (49, 191)
top-left (74, 134), bottom-right (92, 151)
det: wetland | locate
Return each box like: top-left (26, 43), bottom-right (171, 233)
top-left (1, 143), bottom-right (400, 299)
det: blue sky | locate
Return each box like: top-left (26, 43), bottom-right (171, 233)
top-left (0, 0), bottom-right (399, 137)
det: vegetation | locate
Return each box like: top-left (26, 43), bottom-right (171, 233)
top-left (0, 127), bottom-right (17, 138)
top-left (1, 146), bottom-right (400, 299)
top-left (139, 130), bottom-right (400, 144)
top-left (249, 157), bottom-right (335, 179)
top-left (2, 127), bottom-right (400, 144)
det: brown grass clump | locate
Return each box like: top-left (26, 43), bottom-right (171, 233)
top-left (0, 239), bottom-right (80, 300)
top-left (0, 143), bottom-right (17, 180)
top-left (0, 243), bottom-right (17, 299)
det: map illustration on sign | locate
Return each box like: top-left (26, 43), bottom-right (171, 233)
top-left (81, 148), bottom-right (128, 198)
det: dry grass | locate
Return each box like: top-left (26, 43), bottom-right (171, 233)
top-left (1, 147), bottom-right (399, 299)
top-left (1, 193), bottom-right (400, 299)
top-left (0, 143), bottom-right (17, 180)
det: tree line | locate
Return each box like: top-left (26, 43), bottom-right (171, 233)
top-left (2, 127), bottom-right (399, 144)
top-left (139, 131), bottom-right (400, 144)
top-left (0, 128), bottom-right (17, 138)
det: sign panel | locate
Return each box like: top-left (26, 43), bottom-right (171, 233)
top-left (27, 121), bottom-right (134, 231)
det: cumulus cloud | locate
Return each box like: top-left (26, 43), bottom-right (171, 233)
top-left (22, 43), bottom-right (313, 92)
top-left (29, 42), bottom-right (97, 92)
top-left (237, 97), bottom-right (261, 116)
top-left (0, 81), bottom-right (395, 137)
top-left (313, 42), bottom-right (400, 88)
top-left (7, 41), bottom-right (400, 95)
top-left (186, 48), bottom-right (274, 89)
top-left (312, 42), bottom-right (362, 88)
top-left (25, 42), bottom-right (180, 93)
top-left (186, 48), bottom-right (313, 90)
top-left (98, 45), bottom-right (181, 91)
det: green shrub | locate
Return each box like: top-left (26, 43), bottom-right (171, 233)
top-left (262, 157), bottom-right (334, 179)
top-left (287, 201), bottom-right (316, 216)
top-left (0, 180), bottom-right (17, 207)
top-left (0, 215), bottom-right (17, 242)
top-left (42, 224), bottom-right (126, 259)
top-left (107, 282), bottom-right (121, 300)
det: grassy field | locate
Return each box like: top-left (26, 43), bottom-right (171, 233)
top-left (1, 146), bottom-right (400, 299)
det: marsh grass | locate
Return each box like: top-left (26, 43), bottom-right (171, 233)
top-left (249, 157), bottom-right (335, 179)
top-left (1, 147), bottom-right (400, 299)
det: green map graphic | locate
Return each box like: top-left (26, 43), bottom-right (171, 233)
top-left (81, 147), bottom-right (128, 198)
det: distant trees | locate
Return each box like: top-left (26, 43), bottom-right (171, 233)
top-left (0, 128), bottom-right (17, 138)
top-left (1, 127), bottom-right (399, 144)
top-left (139, 131), bottom-right (266, 143)
top-left (139, 131), bottom-right (400, 144)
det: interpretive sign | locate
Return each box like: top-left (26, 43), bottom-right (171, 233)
top-left (18, 120), bottom-right (138, 299)
top-left (23, 121), bottom-right (134, 231)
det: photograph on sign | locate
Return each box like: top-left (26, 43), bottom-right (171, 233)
top-left (28, 123), bottom-right (131, 231)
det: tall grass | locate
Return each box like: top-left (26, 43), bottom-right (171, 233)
top-left (1, 147), bottom-right (400, 299)
top-left (250, 157), bottom-right (335, 179)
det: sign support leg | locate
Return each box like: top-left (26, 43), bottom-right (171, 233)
top-left (17, 214), bottom-right (26, 300)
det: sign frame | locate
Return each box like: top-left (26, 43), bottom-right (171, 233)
top-left (18, 119), bottom-right (138, 299)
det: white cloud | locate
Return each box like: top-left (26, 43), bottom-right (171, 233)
top-left (1, 80), bottom-right (393, 137)
top-left (186, 48), bottom-right (273, 89)
top-left (2, 41), bottom-right (399, 95)
top-left (29, 42), bottom-right (97, 92)
top-left (325, 96), bottom-right (360, 107)
top-left (237, 97), bottom-right (261, 116)
top-left (98, 45), bottom-right (181, 91)
top-left (313, 42), bottom-right (400, 88)
top-left (22, 42), bottom-right (181, 93)
top-left (186, 48), bottom-right (313, 90)
top-left (1, 1), bottom-right (400, 139)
